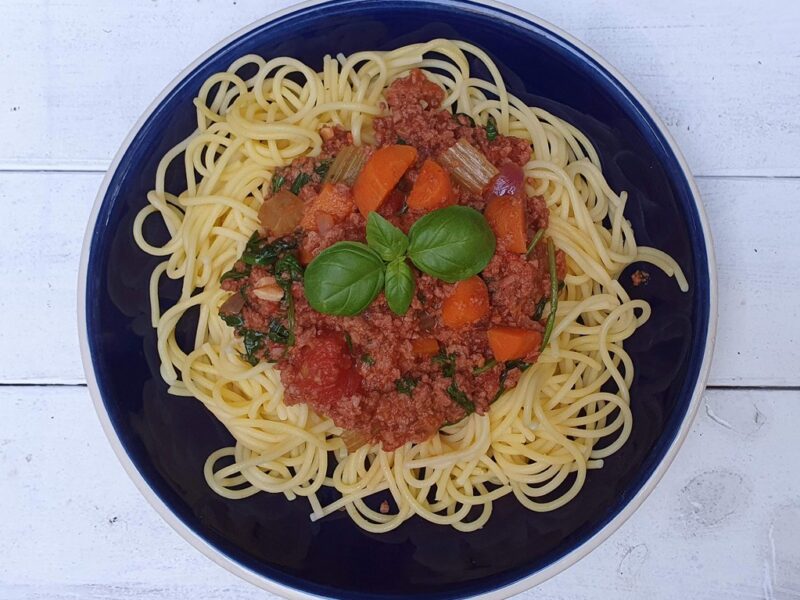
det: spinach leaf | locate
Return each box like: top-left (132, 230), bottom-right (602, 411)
top-left (361, 354), bottom-right (375, 365)
top-left (274, 253), bottom-right (303, 287)
top-left (303, 242), bottom-right (386, 316)
top-left (290, 172), bottom-right (311, 195)
top-left (314, 160), bottom-right (331, 179)
top-left (271, 174), bottom-right (285, 193)
top-left (432, 347), bottom-right (475, 413)
top-left (220, 267), bottom-right (250, 282)
top-left (472, 358), bottom-right (497, 375)
top-left (485, 114), bottom-right (498, 141)
top-left (384, 258), bottom-right (414, 315)
top-left (395, 375), bottom-right (418, 395)
top-left (447, 381), bottom-right (475, 413)
top-left (241, 233), bottom-right (297, 267)
top-left (432, 348), bottom-right (457, 377)
top-left (220, 313), bottom-right (244, 329)
top-left (493, 360), bottom-right (531, 402)
top-left (366, 212), bottom-right (408, 262)
top-left (242, 329), bottom-right (266, 365)
top-left (267, 319), bottom-right (291, 344)
top-left (407, 206), bottom-right (496, 282)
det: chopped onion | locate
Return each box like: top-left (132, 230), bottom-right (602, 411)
top-left (315, 212), bottom-right (335, 235)
top-left (324, 145), bottom-right (368, 186)
top-left (486, 163), bottom-right (524, 198)
top-left (259, 189), bottom-right (304, 236)
top-left (438, 138), bottom-right (499, 195)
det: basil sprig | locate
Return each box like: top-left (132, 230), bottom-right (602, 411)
top-left (366, 211), bottom-right (408, 261)
top-left (303, 206), bottom-right (496, 316)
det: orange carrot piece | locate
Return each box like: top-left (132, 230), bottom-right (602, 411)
top-left (441, 276), bottom-right (490, 328)
top-left (484, 195), bottom-right (527, 253)
top-left (411, 337), bottom-right (440, 357)
top-left (352, 145), bottom-right (418, 216)
top-left (407, 159), bottom-right (454, 211)
top-left (300, 183), bottom-right (354, 231)
top-left (487, 327), bottom-right (542, 361)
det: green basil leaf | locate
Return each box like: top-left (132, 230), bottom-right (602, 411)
top-left (366, 212), bottom-right (408, 262)
top-left (384, 258), bottom-right (414, 315)
top-left (303, 242), bottom-right (386, 316)
top-left (407, 206), bottom-right (496, 282)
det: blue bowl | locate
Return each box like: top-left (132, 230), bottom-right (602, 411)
top-left (79, 1), bottom-right (716, 597)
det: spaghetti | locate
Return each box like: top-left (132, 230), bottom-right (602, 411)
top-left (133, 39), bottom-right (687, 533)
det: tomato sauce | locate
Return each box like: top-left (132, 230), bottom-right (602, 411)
top-left (221, 69), bottom-right (565, 450)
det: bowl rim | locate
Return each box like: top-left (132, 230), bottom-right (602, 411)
top-left (77, 0), bottom-right (718, 597)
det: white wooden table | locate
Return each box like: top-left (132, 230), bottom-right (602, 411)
top-left (1, 1), bottom-right (799, 598)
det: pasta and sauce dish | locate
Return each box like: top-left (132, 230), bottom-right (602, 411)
top-left (134, 39), bottom-right (687, 533)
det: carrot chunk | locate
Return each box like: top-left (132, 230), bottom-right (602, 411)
top-left (485, 194), bottom-right (527, 253)
top-left (407, 159), bottom-right (454, 211)
top-left (411, 337), bottom-right (440, 357)
top-left (487, 326), bottom-right (542, 361)
top-left (352, 145), bottom-right (418, 216)
top-left (441, 276), bottom-right (490, 328)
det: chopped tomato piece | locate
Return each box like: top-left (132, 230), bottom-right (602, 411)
top-left (289, 331), bottom-right (362, 405)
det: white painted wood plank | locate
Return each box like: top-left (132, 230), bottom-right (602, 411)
top-left (0, 386), bottom-right (796, 599)
top-left (0, 171), bottom-right (795, 386)
top-left (0, 0), bottom-right (797, 177)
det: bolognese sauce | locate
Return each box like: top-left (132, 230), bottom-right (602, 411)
top-left (220, 68), bottom-right (565, 451)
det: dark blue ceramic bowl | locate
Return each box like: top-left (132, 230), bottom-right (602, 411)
top-left (79, 1), bottom-right (716, 597)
